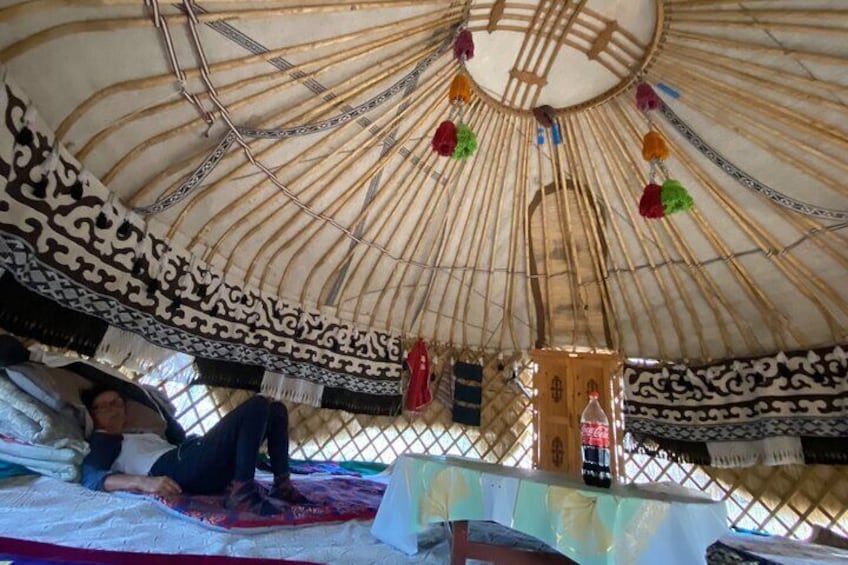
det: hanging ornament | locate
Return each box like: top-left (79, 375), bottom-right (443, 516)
top-left (432, 120), bottom-right (457, 156)
top-left (454, 29), bottom-right (474, 61)
top-left (636, 83), bottom-right (661, 112)
top-left (431, 30), bottom-right (478, 160)
top-left (533, 104), bottom-right (561, 146)
top-left (449, 74), bottom-right (472, 105)
top-left (641, 131), bottom-right (669, 161)
top-left (453, 123), bottom-right (477, 160)
top-left (661, 179), bottom-right (694, 214)
top-left (635, 82), bottom-right (693, 219)
top-left (639, 183), bottom-right (665, 219)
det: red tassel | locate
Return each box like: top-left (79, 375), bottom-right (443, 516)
top-left (636, 83), bottom-right (661, 112)
top-left (639, 183), bottom-right (665, 219)
top-left (532, 105), bottom-right (556, 128)
top-left (432, 121), bottom-right (457, 156)
top-left (454, 30), bottom-right (474, 61)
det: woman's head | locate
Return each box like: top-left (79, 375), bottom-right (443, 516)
top-left (82, 386), bottom-right (126, 433)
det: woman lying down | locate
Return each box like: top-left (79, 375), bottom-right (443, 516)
top-left (81, 386), bottom-right (307, 516)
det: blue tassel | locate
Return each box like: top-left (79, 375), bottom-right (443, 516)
top-left (656, 83), bottom-right (681, 99)
top-left (537, 127), bottom-right (545, 145)
top-left (552, 123), bottom-right (562, 145)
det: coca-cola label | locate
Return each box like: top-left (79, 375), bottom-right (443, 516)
top-left (581, 423), bottom-right (609, 448)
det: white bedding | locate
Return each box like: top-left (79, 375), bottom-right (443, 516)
top-left (0, 474), bottom-right (450, 565)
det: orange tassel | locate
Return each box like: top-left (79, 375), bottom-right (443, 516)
top-left (642, 131), bottom-right (669, 161)
top-left (449, 74), bottom-right (472, 105)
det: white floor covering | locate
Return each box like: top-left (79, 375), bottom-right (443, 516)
top-left (0, 475), bottom-right (450, 565)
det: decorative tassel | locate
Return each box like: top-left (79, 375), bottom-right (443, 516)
top-left (642, 131), bottom-right (669, 161)
top-left (15, 127), bottom-right (34, 146)
top-left (116, 220), bottom-right (132, 239)
top-left (452, 124), bottom-right (477, 160)
top-left (636, 83), bottom-right (661, 112)
top-left (96, 211), bottom-right (110, 230)
top-left (32, 177), bottom-right (48, 199)
top-left (449, 74), bottom-right (472, 104)
top-left (432, 120), bottom-right (458, 156)
top-left (536, 127), bottom-right (545, 145)
top-left (454, 29), bottom-right (474, 61)
top-left (661, 179), bottom-right (694, 215)
top-left (639, 184), bottom-right (665, 219)
top-left (132, 256), bottom-right (147, 277)
top-left (532, 105), bottom-right (556, 129)
top-left (551, 123), bottom-right (562, 146)
top-left (70, 180), bottom-right (84, 200)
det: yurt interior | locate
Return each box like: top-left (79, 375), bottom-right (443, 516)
top-left (0, 1), bottom-right (846, 563)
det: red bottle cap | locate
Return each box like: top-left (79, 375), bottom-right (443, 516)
top-left (588, 391), bottom-right (599, 399)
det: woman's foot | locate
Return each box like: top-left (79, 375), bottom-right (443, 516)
top-left (225, 480), bottom-right (281, 516)
top-left (269, 475), bottom-right (309, 504)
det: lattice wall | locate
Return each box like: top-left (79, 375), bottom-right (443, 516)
top-left (623, 455), bottom-right (848, 541)
top-left (141, 347), bottom-right (536, 468)
top-left (140, 352), bottom-right (847, 543)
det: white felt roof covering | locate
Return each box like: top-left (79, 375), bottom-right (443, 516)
top-left (0, 0), bottom-right (846, 362)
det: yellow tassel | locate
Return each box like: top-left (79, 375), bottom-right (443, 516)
top-left (449, 74), bottom-right (472, 105)
top-left (642, 131), bottom-right (669, 161)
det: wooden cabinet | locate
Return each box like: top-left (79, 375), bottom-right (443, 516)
top-left (531, 350), bottom-right (621, 478)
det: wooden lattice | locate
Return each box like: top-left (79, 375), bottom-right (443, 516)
top-left (624, 454), bottom-right (848, 541)
top-left (141, 345), bottom-right (536, 468)
top-left (140, 354), bottom-right (848, 543)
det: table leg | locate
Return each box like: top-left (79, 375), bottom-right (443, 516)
top-left (450, 521), bottom-right (578, 565)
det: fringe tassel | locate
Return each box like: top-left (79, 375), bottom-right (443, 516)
top-left (321, 386), bottom-right (402, 417)
top-left (260, 371), bottom-right (323, 408)
top-left (0, 273), bottom-right (107, 356)
top-left (193, 357), bottom-right (264, 391)
top-left (95, 325), bottom-right (174, 373)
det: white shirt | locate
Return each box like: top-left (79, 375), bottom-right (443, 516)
top-left (112, 433), bottom-right (174, 476)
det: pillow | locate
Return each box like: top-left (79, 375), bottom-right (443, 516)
top-left (6, 362), bottom-right (167, 437)
top-left (5, 363), bottom-right (88, 412)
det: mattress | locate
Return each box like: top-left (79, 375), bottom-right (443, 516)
top-left (0, 474), bottom-right (449, 565)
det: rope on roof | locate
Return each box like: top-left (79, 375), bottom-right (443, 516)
top-left (658, 100), bottom-right (848, 222)
top-left (133, 33), bottom-right (451, 216)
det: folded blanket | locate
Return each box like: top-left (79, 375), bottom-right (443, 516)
top-left (0, 373), bottom-right (86, 453)
top-left (0, 435), bottom-right (83, 482)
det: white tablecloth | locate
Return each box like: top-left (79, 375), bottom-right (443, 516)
top-left (372, 454), bottom-right (728, 565)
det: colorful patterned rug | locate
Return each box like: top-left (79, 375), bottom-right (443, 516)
top-left (258, 455), bottom-right (388, 477)
top-left (0, 536), bottom-right (320, 565)
top-left (137, 477), bottom-right (386, 532)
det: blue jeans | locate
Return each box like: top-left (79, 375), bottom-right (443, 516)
top-left (150, 396), bottom-right (290, 494)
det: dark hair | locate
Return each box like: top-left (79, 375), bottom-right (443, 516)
top-left (0, 335), bottom-right (29, 368)
top-left (80, 385), bottom-right (123, 411)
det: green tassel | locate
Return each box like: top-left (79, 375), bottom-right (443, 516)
top-left (661, 179), bottom-right (693, 215)
top-left (452, 124), bottom-right (477, 160)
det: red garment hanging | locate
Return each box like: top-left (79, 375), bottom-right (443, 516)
top-left (405, 339), bottom-right (432, 411)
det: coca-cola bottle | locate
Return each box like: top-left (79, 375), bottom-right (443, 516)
top-left (580, 391), bottom-right (611, 488)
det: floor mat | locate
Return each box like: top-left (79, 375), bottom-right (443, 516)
top-left (138, 477), bottom-right (386, 532)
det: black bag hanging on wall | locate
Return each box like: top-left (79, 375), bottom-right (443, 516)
top-left (452, 361), bottom-right (482, 427)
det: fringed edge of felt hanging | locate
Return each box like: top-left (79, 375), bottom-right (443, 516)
top-left (0, 272), bottom-right (107, 356)
top-left (624, 432), bottom-right (713, 466)
top-left (95, 325), bottom-right (174, 373)
top-left (261, 372), bottom-right (323, 408)
top-left (320, 386), bottom-right (402, 417)
top-left (802, 437), bottom-right (848, 465)
top-left (193, 357), bottom-right (264, 392)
